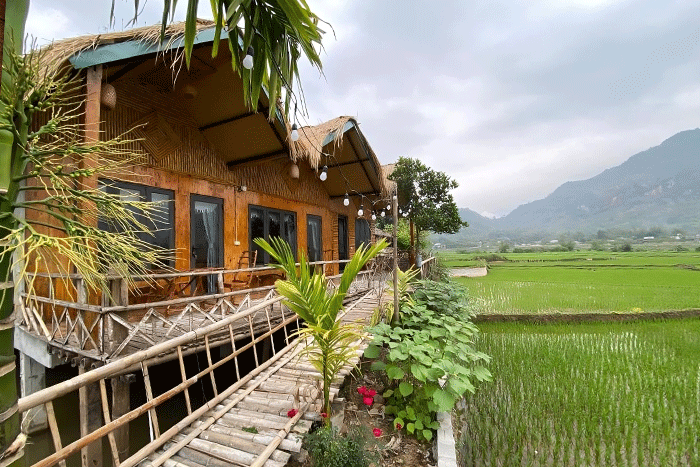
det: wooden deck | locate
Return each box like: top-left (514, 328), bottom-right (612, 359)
top-left (138, 289), bottom-right (384, 467)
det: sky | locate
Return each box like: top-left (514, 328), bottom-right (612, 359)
top-left (25, 1), bottom-right (700, 217)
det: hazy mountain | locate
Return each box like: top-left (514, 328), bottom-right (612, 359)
top-left (438, 129), bottom-right (700, 244)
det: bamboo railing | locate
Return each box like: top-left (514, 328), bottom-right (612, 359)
top-left (18, 260), bottom-right (372, 364)
top-left (17, 266), bottom-right (383, 467)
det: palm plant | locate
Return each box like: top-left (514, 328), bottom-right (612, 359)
top-left (255, 236), bottom-right (387, 417)
top-left (371, 266), bottom-right (420, 325)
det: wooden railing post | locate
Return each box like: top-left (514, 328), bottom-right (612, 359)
top-left (107, 276), bottom-right (130, 461)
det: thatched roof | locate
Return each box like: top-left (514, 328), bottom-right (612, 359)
top-left (35, 19), bottom-right (216, 74)
top-left (381, 163), bottom-right (397, 195)
top-left (295, 116), bottom-right (389, 198)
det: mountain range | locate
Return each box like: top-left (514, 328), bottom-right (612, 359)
top-left (435, 129), bottom-right (700, 244)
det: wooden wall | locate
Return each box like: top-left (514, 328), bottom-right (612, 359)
top-left (99, 76), bottom-right (373, 276)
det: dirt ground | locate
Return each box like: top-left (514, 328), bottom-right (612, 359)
top-left (288, 359), bottom-right (434, 467)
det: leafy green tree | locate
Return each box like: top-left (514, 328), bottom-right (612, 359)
top-left (389, 157), bottom-right (466, 260)
top-left (255, 237), bottom-right (387, 417)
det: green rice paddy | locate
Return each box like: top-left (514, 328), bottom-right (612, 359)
top-left (448, 250), bottom-right (700, 313)
top-left (457, 320), bottom-right (700, 467)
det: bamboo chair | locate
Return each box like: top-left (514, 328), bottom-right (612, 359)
top-left (225, 250), bottom-right (258, 293)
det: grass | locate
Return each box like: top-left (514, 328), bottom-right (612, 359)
top-left (457, 320), bottom-right (700, 467)
top-left (446, 250), bottom-right (700, 313)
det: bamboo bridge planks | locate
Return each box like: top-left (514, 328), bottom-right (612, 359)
top-left (138, 289), bottom-right (383, 467)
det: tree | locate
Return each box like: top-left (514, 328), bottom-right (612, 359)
top-left (255, 237), bottom-right (387, 417)
top-left (389, 157), bottom-right (466, 261)
top-left (0, 1), bottom-right (327, 463)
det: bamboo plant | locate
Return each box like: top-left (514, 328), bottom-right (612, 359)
top-left (255, 236), bottom-right (387, 417)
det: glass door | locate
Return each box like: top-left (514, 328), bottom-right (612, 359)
top-left (338, 215), bottom-right (348, 272)
top-left (191, 195), bottom-right (223, 293)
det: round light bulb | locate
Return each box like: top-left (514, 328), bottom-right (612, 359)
top-left (371, 213), bottom-right (376, 221)
top-left (290, 123), bottom-right (299, 142)
top-left (343, 193), bottom-right (350, 206)
top-left (358, 206), bottom-right (364, 217)
top-left (380, 210), bottom-right (385, 217)
top-left (242, 46), bottom-right (254, 70)
top-left (319, 165), bottom-right (328, 181)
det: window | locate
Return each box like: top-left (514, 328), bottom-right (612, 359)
top-left (249, 205), bottom-right (297, 264)
top-left (355, 218), bottom-right (371, 250)
top-left (307, 215), bottom-right (322, 263)
top-left (98, 180), bottom-right (175, 266)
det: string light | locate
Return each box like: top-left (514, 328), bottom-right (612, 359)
top-left (290, 123), bottom-right (299, 141)
top-left (371, 211), bottom-right (376, 220)
top-left (242, 46), bottom-right (254, 69)
top-left (380, 210), bottom-right (385, 217)
top-left (343, 193), bottom-right (350, 206)
top-left (319, 165), bottom-right (328, 181)
top-left (357, 203), bottom-right (364, 217)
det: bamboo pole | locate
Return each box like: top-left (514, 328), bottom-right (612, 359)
top-left (392, 194), bottom-right (399, 325)
top-left (44, 401), bottom-right (67, 467)
top-left (99, 379), bottom-right (122, 467)
top-left (204, 336), bottom-right (217, 397)
top-left (176, 346), bottom-right (192, 415)
top-left (141, 362), bottom-right (161, 439)
top-left (18, 296), bottom-right (284, 413)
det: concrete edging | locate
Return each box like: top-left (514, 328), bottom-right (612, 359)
top-left (435, 411), bottom-right (458, 467)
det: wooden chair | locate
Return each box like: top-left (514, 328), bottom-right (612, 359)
top-left (225, 250), bottom-right (258, 292)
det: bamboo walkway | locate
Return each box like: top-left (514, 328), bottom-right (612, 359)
top-left (138, 288), bottom-right (384, 467)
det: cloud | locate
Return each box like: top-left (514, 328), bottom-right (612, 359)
top-left (24, 1), bottom-right (700, 216)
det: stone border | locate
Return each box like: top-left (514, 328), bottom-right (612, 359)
top-left (435, 411), bottom-right (458, 467)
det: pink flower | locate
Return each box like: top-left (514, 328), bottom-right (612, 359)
top-left (395, 422), bottom-right (403, 430)
top-left (321, 412), bottom-right (328, 419)
top-left (367, 388), bottom-right (377, 397)
top-left (373, 428), bottom-right (382, 437)
top-left (363, 396), bottom-right (374, 406)
top-left (357, 386), bottom-right (368, 396)
top-left (287, 409), bottom-right (298, 418)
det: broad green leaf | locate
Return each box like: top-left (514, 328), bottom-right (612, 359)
top-left (415, 419), bottom-right (424, 430)
top-left (432, 389), bottom-right (456, 412)
top-left (405, 406), bottom-right (416, 420)
top-left (364, 344), bottom-right (380, 359)
top-left (399, 382), bottom-right (414, 397)
top-left (406, 422), bottom-right (415, 434)
top-left (422, 429), bottom-right (433, 441)
top-left (386, 365), bottom-right (405, 380)
top-left (382, 389), bottom-right (394, 399)
top-left (473, 365), bottom-right (492, 381)
top-left (370, 361), bottom-right (386, 371)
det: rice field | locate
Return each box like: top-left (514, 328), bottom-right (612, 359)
top-left (448, 250), bottom-right (700, 313)
top-left (457, 320), bottom-right (700, 467)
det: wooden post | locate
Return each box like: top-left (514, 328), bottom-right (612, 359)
top-left (79, 65), bottom-right (105, 467)
top-left (107, 277), bottom-right (130, 461)
top-left (79, 365), bottom-right (103, 467)
top-left (391, 194), bottom-right (400, 326)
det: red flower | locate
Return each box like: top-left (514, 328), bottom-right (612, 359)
top-left (363, 396), bottom-right (374, 406)
top-left (357, 386), bottom-right (368, 396)
top-left (321, 412), bottom-right (328, 418)
top-left (395, 422), bottom-right (403, 430)
top-left (367, 388), bottom-right (377, 397)
top-left (373, 428), bottom-right (382, 437)
top-left (287, 409), bottom-right (298, 418)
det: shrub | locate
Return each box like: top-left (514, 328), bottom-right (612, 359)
top-left (366, 302), bottom-right (490, 442)
top-left (412, 279), bottom-right (471, 318)
top-left (305, 425), bottom-right (380, 467)
top-left (472, 253), bottom-right (507, 262)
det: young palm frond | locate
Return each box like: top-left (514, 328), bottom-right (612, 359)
top-left (255, 236), bottom-right (387, 415)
